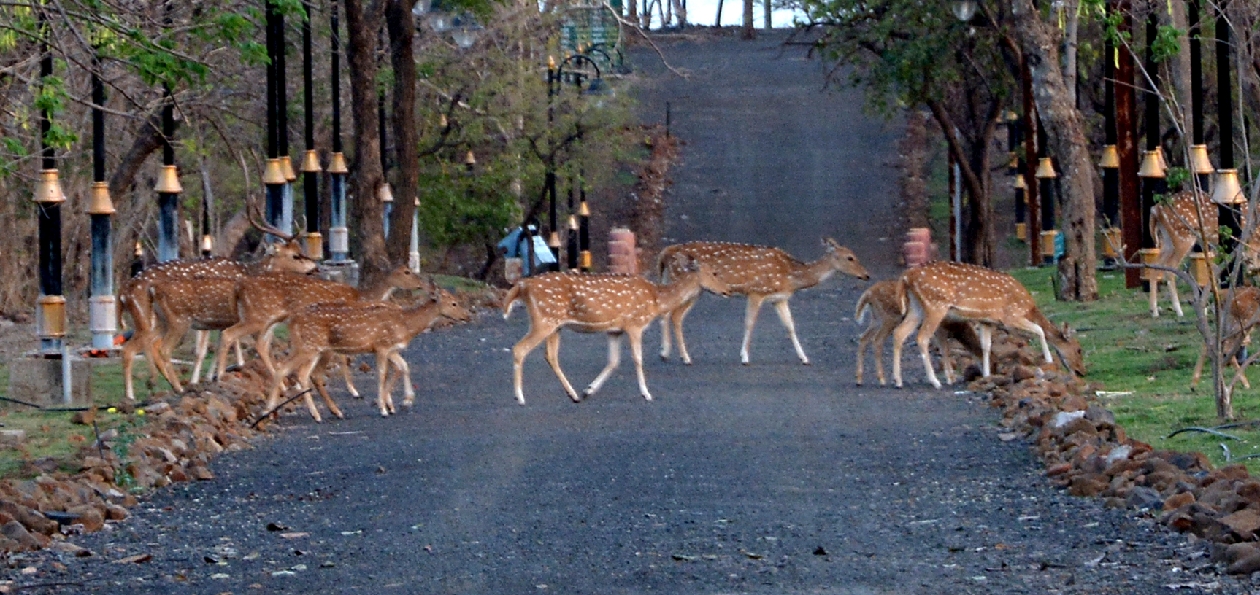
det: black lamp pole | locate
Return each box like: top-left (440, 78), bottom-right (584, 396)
top-left (300, 0), bottom-right (322, 259)
top-left (34, 8), bottom-right (65, 353)
top-left (328, 0), bottom-right (350, 261)
top-left (88, 50), bottom-right (117, 350)
top-left (264, 1), bottom-right (286, 241)
top-left (1138, 11), bottom-right (1163, 251)
top-left (546, 58), bottom-right (560, 269)
top-left (1101, 35), bottom-right (1119, 227)
top-left (1216, 0), bottom-right (1241, 271)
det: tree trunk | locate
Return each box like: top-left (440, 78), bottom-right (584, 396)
top-left (344, 0), bottom-right (390, 282)
top-left (1167, 0), bottom-right (1193, 137)
top-left (899, 111), bottom-right (931, 230)
top-left (1061, 0), bottom-right (1079, 106)
top-left (926, 99), bottom-right (999, 267)
top-left (627, 0), bottom-right (638, 25)
top-left (1011, 0), bottom-right (1098, 301)
top-left (742, 0), bottom-right (755, 39)
top-left (386, 0), bottom-right (419, 269)
top-left (714, 0), bottom-right (723, 27)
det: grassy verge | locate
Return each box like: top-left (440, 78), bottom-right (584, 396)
top-left (1009, 267), bottom-right (1260, 472)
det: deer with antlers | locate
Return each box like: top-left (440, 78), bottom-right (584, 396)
top-left (119, 210), bottom-right (315, 400)
top-left (855, 279), bottom-right (983, 386)
top-left (890, 262), bottom-right (1085, 389)
top-left (264, 289), bottom-right (472, 421)
top-left (211, 264), bottom-right (434, 383)
top-left (1191, 286), bottom-right (1260, 391)
top-left (504, 256), bottom-right (731, 405)
top-left (656, 238), bottom-right (870, 366)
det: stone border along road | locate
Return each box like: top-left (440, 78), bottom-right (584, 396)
top-left (3, 30), bottom-right (1245, 594)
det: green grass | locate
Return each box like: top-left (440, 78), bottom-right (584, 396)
top-left (1009, 268), bottom-right (1260, 471)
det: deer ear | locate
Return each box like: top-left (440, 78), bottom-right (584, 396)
top-left (1062, 322), bottom-right (1073, 337)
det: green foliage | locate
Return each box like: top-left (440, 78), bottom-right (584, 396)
top-left (417, 162), bottom-right (521, 248)
top-left (1166, 166), bottom-right (1190, 192)
top-left (1151, 24), bottom-right (1182, 63)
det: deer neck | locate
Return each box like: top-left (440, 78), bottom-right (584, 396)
top-left (401, 300), bottom-right (442, 338)
top-left (654, 272), bottom-right (703, 315)
top-left (359, 281), bottom-right (397, 302)
top-left (789, 256), bottom-right (836, 291)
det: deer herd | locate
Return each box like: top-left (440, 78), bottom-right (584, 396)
top-left (120, 200), bottom-right (1102, 423)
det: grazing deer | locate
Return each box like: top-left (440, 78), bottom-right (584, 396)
top-left (119, 216), bottom-right (314, 400)
top-left (504, 256), bottom-right (731, 405)
top-left (212, 265), bottom-right (434, 382)
top-left (891, 262), bottom-right (1085, 389)
top-left (656, 238), bottom-right (870, 365)
top-left (1192, 287), bottom-right (1260, 390)
top-left (854, 279), bottom-right (983, 386)
top-left (265, 289), bottom-right (472, 421)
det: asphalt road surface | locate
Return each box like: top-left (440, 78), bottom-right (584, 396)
top-left (9, 30), bottom-right (1238, 595)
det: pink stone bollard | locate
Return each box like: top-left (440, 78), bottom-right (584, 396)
top-left (904, 228), bottom-right (933, 267)
top-left (609, 228), bottom-right (637, 275)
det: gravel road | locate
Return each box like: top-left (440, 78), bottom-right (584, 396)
top-left (4, 29), bottom-right (1248, 595)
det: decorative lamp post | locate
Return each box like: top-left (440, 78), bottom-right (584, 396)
top-left (1188, 0), bottom-right (1211, 192)
top-left (34, 33), bottom-right (67, 353)
top-left (1099, 145), bottom-right (1121, 264)
top-left (1137, 149), bottom-right (1166, 289)
top-left (88, 51), bottom-right (116, 350)
top-left (328, 0), bottom-right (350, 263)
top-left (379, 182), bottom-right (394, 239)
top-left (1035, 153), bottom-right (1057, 265)
top-left (1013, 173), bottom-right (1027, 242)
top-left (264, 1), bottom-right (285, 241)
top-left (1216, 0), bottom-right (1241, 282)
top-left (276, 3), bottom-right (294, 237)
top-left (301, 0), bottom-right (322, 260)
top-left (156, 97), bottom-right (181, 262)
top-left (410, 195), bottom-right (422, 273)
top-left (579, 200), bottom-right (591, 271)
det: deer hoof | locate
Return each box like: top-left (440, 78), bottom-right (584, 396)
top-left (642, 393), bottom-right (653, 401)
top-left (802, 360), bottom-right (811, 366)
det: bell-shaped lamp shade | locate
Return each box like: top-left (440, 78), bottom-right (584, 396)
top-left (154, 164), bottom-right (183, 194)
top-left (263, 158), bottom-right (287, 185)
top-left (1212, 169), bottom-right (1245, 205)
top-left (34, 169), bottom-right (67, 203)
top-left (1013, 174), bottom-right (1027, 190)
top-left (1098, 145), bottom-right (1120, 169)
top-left (951, 0), bottom-right (977, 22)
top-left (378, 182), bottom-right (395, 204)
top-left (1034, 157), bottom-right (1057, 179)
top-left (299, 149), bottom-right (322, 173)
top-left (201, 234), bottom-right (214, 254)
top-left (1189, 144), bottom-right (1215, 175)
top-left (1137, 150), bottom-right (1166, 178)
top-left (87, 181), bottom-right (115, 215)
top-left (327, 152), bottom-right (348, 175)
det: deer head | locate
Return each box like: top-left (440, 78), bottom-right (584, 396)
top-left (822, 238), bottom-right (871, 280)
top-left (1052, 322), bottom-right (1087, 377)
top-left (377, 265), bottom-right (437, 299)
top-left (668, 254), bottom-right (732, 297)
top-left (432, 289), bottom-right (473, 323)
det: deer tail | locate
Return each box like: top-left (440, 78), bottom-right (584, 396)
top-left (502, 283), bottom-right (524, 320)
top-left (855, 286), bottom-right (875, 324)
top-left (656, 245), bottom-right (681, 282)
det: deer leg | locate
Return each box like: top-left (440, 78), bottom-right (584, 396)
top-left (256, 324), bottom-right (280, 375)
top-left (122, 327), bottom-right (153, 401)
top-left (1148, 275), bottom-right (1161, 317)
top-left (891, 300), bottom-right (924, 389)
top-left (264, 353), bottom-right (305, 420)
top-left (294, 353), bottom-right (325, 423)
top-left (373, 349), bottom-right (396, 417)
top-left (659, 313), bottom-right (672, 361)
top-left (585, 333), bottom-right (624, 398)
top-left (978, 324), bottom-right (993, 377)
top-left (340, 355), bottom-right (363, 398)
top-left (1014, 318), bottom-right (1054, 365)
top-left (235, 339), bottom-right (245, 367)
top-left (1166, 275), bottom-right (1185, 318)
top-left (664, 298), bottom-right (699, 364)
top-left (1192, 345), bottom-right (1208, 389)
top-left (512, 326), bottom-right (556, 405)
top-left (189, 330), bottom-right (210, 384)
top-left (872, 316), bottom-right (898, 386)
top-left (772, 299), bottom-right (809, 365)
top-left (153, 317), bottom-right (190, 393)
top-left (915, 308), bottom-right (948, 390)
top-left (740, 296), bottom-right (767, 365)
top-left (388, 351), bottom-right (417, 407)
top-left (310, 360), bottom-right (341, 420)
top-left (628, 327), bottom-right (652, 401)
top-left (537, 332), bottom-right (580, 402)
top-left (935, 333), bottom-right (956, 385)
top-left (856, 322), bottom-right (875, 386)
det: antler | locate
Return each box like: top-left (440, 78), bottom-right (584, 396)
top-left (246, 200), bottom-right (297, 242)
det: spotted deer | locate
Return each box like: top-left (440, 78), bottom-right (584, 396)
top-left (503, 256), bottom-right (731, 405)
top-left (891, 262), bottom-right (1085, 389)
top-left (1192, 286), bottom-right (1260, 390)
top-left (119, 212), bottom-right (315, 400)
top-left (264, 289), bottom-right (472, 421)
top-left (656, 238), bottom-right (870, 366)
top-left (854, 279), bottom-right (983, 386)
top-left (1147, 190), bottom-right (1218, 317)
top-left (212, 265), bottom-right (434, 382)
